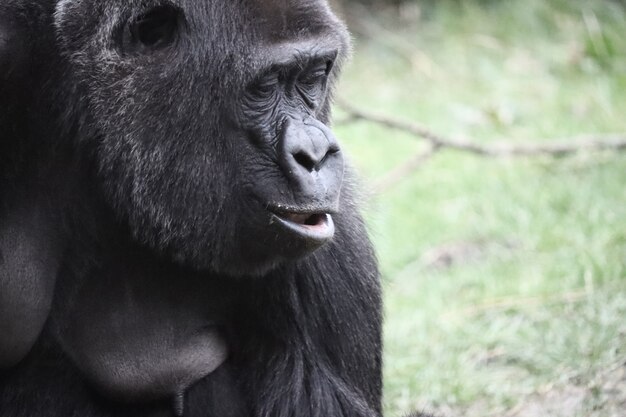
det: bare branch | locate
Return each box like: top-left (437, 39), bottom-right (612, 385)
top-left (337, 101), bottom-right (626, 157)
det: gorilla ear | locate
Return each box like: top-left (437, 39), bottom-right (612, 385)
top-left (0, 11), bottom-right (28, 82)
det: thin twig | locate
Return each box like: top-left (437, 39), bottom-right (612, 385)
top-left (372, 144), bottom-right (441, 192)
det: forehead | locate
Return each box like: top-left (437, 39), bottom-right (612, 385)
top-left (70, 0), bottom-right (339, 36)
top-left (250, 0), bottom-right (340, 36)
top-left (55, 0), bottom-right (349, 76)
top-left (57, 0), bottom-right (345, 47)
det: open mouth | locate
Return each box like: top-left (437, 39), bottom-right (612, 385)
top-left (270, 210), bottom-right (335, 243)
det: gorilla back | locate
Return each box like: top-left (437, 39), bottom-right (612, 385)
top-left (0, 1), bottom-right (382, 417)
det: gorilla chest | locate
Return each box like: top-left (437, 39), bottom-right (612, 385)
top-left (50, 254), bottom-right (232, 407)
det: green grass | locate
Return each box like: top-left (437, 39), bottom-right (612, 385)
top-left (333, 1), bottom-right (626, 415)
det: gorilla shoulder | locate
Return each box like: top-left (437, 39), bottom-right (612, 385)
top-left (0, 6), bottom-right (28, 81)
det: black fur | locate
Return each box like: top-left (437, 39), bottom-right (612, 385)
top-left (0, 1), bottom-right (382, 416)
top-left (0, 0), bottom-right (67, 369)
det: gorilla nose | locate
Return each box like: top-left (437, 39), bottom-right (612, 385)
top-left (283, 118), bottom-right (339, 171)
top-left (279, 118), bottom-right (344, 202)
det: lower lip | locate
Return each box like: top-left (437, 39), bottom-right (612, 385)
top-left (272, 213), bottom-right (335, 242)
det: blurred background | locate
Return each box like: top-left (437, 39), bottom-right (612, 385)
top-left (329, 1), bottom-right (626, 416)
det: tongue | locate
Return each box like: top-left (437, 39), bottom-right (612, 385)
top-left (285, 213), bottom-right (311, 225)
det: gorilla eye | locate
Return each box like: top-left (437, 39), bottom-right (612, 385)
top-left (256, 73), bottom-right (280, 95)
top-left (125, 5), bottom-right (182, 52)
top-left (296, 60), bottom-right (333, 108)
top-left (299, 60), bottom-right (333, 86)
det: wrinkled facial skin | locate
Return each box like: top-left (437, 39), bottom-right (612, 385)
top-left (55, 0), bottom-right (350, 276)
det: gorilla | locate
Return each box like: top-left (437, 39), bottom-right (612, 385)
top-left (0, 0), bottom-right (67, 370)
top-left (0, 1), bottom-right (382, 416)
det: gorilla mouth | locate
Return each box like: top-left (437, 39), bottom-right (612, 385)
top-left (282, 212), bottom-right (327, 227)
top-left (271, 210), bottom-right (335, 243)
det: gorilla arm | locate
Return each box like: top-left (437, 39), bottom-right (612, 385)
top-left (0, 206), bottom-right (60, 368)
top-left (0, 6), bottom-right (59, 369)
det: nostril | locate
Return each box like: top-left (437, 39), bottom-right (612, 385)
top-left (318, 147), bottom-right (339, 168)
top-left (293, 151), bottom-right (317, 172)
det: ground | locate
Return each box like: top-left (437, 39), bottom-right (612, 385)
top-left (334, 0), bottom-right (626, 415)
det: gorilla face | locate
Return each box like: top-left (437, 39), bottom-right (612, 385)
top-left (54, 0), bottom-right (350, 276)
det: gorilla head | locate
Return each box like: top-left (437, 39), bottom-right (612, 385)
top-left (54, 0), bottom-right (350, 276)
